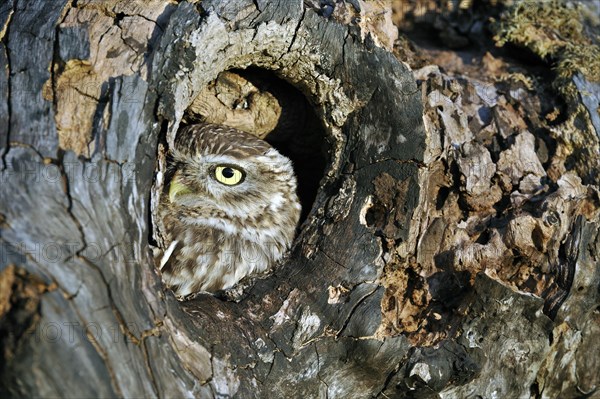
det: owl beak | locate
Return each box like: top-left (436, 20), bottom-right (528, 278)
top-left (168, 172), bottom-right (193, 202)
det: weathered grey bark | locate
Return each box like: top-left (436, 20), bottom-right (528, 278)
top-left (0, 1), bottom-right (598, 398)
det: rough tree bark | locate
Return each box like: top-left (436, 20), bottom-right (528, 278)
top-left (0, 1), bottom-right (599, 398)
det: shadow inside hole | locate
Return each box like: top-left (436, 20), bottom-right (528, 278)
top-left (182, 67), bottom-right (330, 224)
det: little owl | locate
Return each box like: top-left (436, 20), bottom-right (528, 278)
top-left (158, 123), bottom-right (301, 297)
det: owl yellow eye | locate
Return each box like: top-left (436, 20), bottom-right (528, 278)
top-left (213, 165), bottom-right (245, 186)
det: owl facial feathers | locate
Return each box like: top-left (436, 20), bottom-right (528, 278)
top-left (158, 123), bottom-right (301, 297)
top-left (168, 124), bottom-right (299, 224)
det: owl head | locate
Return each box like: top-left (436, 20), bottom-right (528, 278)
top-left (165, 123), bottom-right (301, 232)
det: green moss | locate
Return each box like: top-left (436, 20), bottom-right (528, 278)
top-left (494, 0), bottom-right (600, 98)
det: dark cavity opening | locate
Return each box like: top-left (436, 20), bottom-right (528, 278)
top-left (182, 67), bottom-right (329, 224)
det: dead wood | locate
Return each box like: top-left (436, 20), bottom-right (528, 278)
top-left (0, 1), bottom-right (598, 398)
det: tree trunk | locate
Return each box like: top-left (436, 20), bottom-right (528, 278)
top-left (1, 1), bottom-right (599, 398)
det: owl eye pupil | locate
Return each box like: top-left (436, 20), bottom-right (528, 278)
top-left (213, 165), bottom-right (245, 185)
top-left (222, 168), bottom-right (234, 178)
